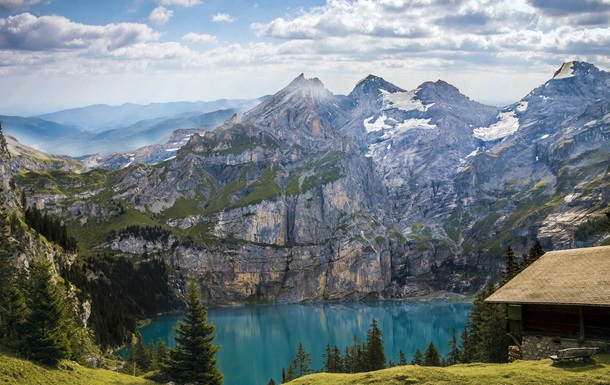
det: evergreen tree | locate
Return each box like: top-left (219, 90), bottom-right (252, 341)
top-left (501, 246), bottom-right (519, 284)
top-left (447, 328), bottom-right (461, 365)
top-left (364, 318), bottom-right (386, 371)
top-left (22, 257), bottom-right (71, 366)
top-left (267, 379), bottom-right (276, 385)
top-left (133, 332), bottom-right (151, 373)
top-left (163, 280), bottom-right (222, 385)
top-left (410, 349), bottom-right (423, 365)
top-left (155, 339), bottom-right (168, 367)
top-left (398, 349), bottom-right (407, 366)
top-left (0, 190), bottom-right (27, 349)
top-left (322, 343), bottom-right (343, 373)
top-left (468, 282), bottom-right (508, 363)
top-left (459, 327), bottom-right (475, 364)
top-left (288, 342), bottom-right (313, 379)
top-left (522, 239), bottom-right (545, 269)
top-left (423, 342), bottom-right (441, 366)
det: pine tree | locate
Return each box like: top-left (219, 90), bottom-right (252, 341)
top-left (423, 342), bottom-right (441, 366)
top-left (163, 280), bottom-right (222, 385)
top-left (364, 318), bottom-right (386, 371)
top-left (501, 246), bottom-right (519, 284)
top-left (398, 349), bottom-right (407, 366)
top-left (155, 339), bottom-right (168, 367)
top-left (467, 282), bottom-right (509, 363)
top-left (410, 349), bottom-right (423, 365)
top-left (322, 343), bottom-right (343, 373)
top-left (289, 342), bottom-right (313, 379)
top-left (522, 239), bottom-right (545, 269)
top-left (0, 190), bottom-right (27, 349)
top-left (459, 327), bottom-right (475, 364)
top-left (22, 257), bottom-right (71, 366)
top-left (267, 379), bottom-right (276, 385)
top-left (447, 328), bottom-right (461, 365)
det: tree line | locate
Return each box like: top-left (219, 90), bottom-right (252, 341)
top-left (0, 187), bottom-right (96, 366)
top-left (23, 202), bottom-right (78, 252)
top-left (62, 253), bottom-right (181, 349)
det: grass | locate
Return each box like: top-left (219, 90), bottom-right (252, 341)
top-left (0, 350), bottom-right (155, 385)
top-left (288, 355), bottom-right (610, 385)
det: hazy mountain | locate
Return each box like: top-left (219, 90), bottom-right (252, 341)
top-left (37, 98), bottom-right (266, 132)
top-left (9, 61), bottom-right (610, 304)
top-left (0, 115), bottom-right (81, 148)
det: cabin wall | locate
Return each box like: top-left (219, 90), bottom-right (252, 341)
top-left (521, 336), bottom-right (608, 360)
top-left (519, 305), bottom-right (610, 360)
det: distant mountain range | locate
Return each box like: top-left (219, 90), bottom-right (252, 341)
top-left (4, 61), bottom-right (609, 304)
top-left (1, 97), bottom-right (265, 156)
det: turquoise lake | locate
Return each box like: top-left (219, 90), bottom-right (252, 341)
top-left (132, 301), bottom-right (471, 385)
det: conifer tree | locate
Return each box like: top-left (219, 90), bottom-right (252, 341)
top-left (155, 339), bottom-right (168, 367)
top-left (23, 257), bottom-right (71, 366)
top-left (467, 282), bottom-right (508, 363)
top-left (288, 342), bottom-right (313, 379)
top-left (398, 349), bottom-right (407, 366)
top-left (364, 318), bottom-right (386, 371)
top-left (164, 280), bottom-right (222, 385)
top-left (459, 327), bottom-right (475, 364)
top-left (423, 342), bottom-right (441, 366)
top-left (267, 379), bottom-right (276, 385)
top-left (522, 239), bottom-right (544, 269)
top-left (501, 246), bottom-right (519, 284)
top-left (0, 194), bottom-right (27, 350)
top-left (322, 343), bottom-right (343, 373)
top-left (410, 349), bottom-right (423, 365)
top-left (447, 328), bottom-right (461, 365)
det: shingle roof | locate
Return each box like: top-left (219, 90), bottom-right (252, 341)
top-left (485, 245), bottom-right (610, 307)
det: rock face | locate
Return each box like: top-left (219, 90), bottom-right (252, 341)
top-left (12, 61), bottom-right (610, 304)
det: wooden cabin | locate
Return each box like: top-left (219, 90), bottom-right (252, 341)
top-left (486, 245), bottom-right (610, 360)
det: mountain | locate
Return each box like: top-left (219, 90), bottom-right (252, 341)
top-left (7, 62), bottom-right (610, 304)
top-left (37, 98), bottom-right (266, 132)
top-left (0, 116), bottom-right (81, 149)
top-left (41, 108), bottom-right (243, 157)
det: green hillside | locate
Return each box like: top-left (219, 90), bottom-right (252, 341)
top-left (0, 351), bottom-right (156, 385)
top-left (288, 355), bottom-right (610, 385)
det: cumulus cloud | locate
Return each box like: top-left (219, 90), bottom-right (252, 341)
top-left (149, 6), bottom-right (173, 25)
top-left (157, 0), bottom-right (200, 7)
top-left (182, 32), bottom-right (217, 43)
top-left (0, 0), bottom-right (40, 10)
top-left (0, 13), bottom-right (160, 51)
top-left (212, 13), bottom-right (235, 23)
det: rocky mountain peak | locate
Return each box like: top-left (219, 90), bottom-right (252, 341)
top-left (552, 61), bottom-right (600, 80)
top-left (350, 75), bottom-right (404, 97)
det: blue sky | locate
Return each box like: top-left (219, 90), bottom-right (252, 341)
top-left (0, 0), bottom-right (609, 115)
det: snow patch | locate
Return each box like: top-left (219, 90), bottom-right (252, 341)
top-left (553, 62), bottom-right (575, 80)
top-left (364, 115), bottom-right (391, 132)
top-left (516, 101), bottom-right (528, 112)
top-left (381, 89), bottom-right (433, 112)
top-left (165, 148), bottom-right (179, 152)
top-left (394, 118), bottom-right (436, 132)
top-left (473, 110), bottom-right (520, 141)
top-left (540, 134), bottom-right (549, 140)
top-left (465, 148), bottom-right (480, 159)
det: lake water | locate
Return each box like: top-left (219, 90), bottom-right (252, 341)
top-left (132, 301), bottom-right (471, 385)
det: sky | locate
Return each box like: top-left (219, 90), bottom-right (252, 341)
top-left (0, 0), bottom-right (609, 115)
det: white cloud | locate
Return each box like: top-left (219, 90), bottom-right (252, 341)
top-left (0, 13), bottom-right (160, 52)
top-left (212, 13), bottom-right (235, 23)
top-left (0, 0), bottom-right (40, 10)
top-left (149, 6), bottom-right (173, 25)
top-left (182, 32), bottom-right (217, 43)
top-left (157, 0), bottom-right (200, 7)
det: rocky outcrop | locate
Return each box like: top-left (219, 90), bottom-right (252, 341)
top-left (11, 63), bottom-right (610, 304)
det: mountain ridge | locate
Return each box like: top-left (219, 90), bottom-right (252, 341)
top-left (6, 61), bottom-right (610, 304)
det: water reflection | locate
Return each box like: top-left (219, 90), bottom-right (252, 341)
top-left (135, 301), bottom-right (471, 385)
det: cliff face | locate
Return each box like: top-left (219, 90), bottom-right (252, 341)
top-left (12, 62), bottom-right (610, 304)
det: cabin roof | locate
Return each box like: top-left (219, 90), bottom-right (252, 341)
top-left (485, 245), bottom-right (610, 307)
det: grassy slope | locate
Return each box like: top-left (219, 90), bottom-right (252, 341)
top-left (289, 355), bottom-right (610, 385)
top-left (0, 351), bottom-right (155, 385)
